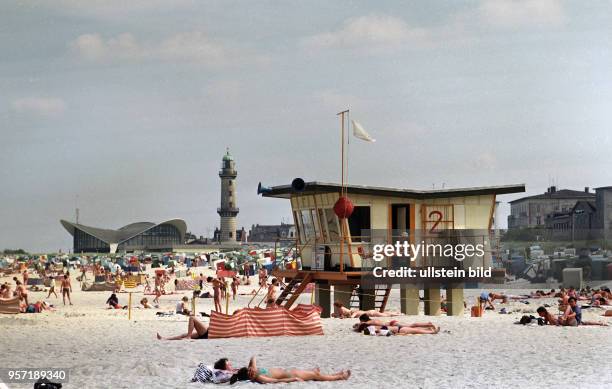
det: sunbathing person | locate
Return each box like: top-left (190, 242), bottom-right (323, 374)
top-left (563, 297), bottom-right (608, 326)
top-left (355, 322), bottom-right (439, 335)
top-left (356, 313), bottom-right (435, 328)
top-left (332, 301), bottom-right (402, 318)
top-left (0, 283), bottom-right (11, 299)
top-left (140, 297), bottom-right (154, 309)
top-left (489, 292), bottom-right (508, 304)
top-left (22, 300), bottom-right (53, 313)
top-left (230, 356), bottom-right (350, 384)
top-left (106, 293), bottom-right (126, 309)
top-left (157, 316), bottom-right (209, 340)
top-left (536, 306), bottom-right (559, 325)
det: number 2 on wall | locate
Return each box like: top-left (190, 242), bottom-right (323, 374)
top-left (428, 210), bottom-right (443, 232)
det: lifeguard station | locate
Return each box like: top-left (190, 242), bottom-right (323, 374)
top-left (259, 180), bottom-right (525, 317)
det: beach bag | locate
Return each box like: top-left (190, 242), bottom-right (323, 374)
top-left (192, 363), bottom-right (214, 383)
top-left (191, 363), bottom-right (232, 384)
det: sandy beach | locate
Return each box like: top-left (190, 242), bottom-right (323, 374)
top-left (1, 270), bottom-right (610, 389)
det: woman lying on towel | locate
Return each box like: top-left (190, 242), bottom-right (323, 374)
top-left (157, 316), bottom-right (209, 340)
top-left (354, 322), bottom-right (439, 335)
top-left (354, 313), bottom-right (438, 330)
top-left (332, 301), bottom-right (402, 319)
top-left (230, 356), bottom-right (350, 384)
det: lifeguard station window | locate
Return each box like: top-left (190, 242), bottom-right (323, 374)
top-left (348, 206), bottom-right (371, 242)
top-left (300, 209), bottom-right (316, 243)
top-left (323, 208), bottom-right (341, 242)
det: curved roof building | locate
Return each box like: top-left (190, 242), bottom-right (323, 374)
top-left (60, 219), bottom-right (187, 253)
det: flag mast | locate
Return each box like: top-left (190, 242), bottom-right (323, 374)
top-left (336, 109), bottom-right (349, 273)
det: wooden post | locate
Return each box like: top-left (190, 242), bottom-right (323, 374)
top-left (225, 282), bottom-right (230, 314)
top-left (128, 292), bottom-right (132, 320)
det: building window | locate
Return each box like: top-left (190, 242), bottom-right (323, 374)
top-left (228, 190), bottom-right (232, 197)
top-left (229, 232), bottom-right (233, 238)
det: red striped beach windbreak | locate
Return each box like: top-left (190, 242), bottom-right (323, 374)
top-left (208, 304), bottom-right (324, 339)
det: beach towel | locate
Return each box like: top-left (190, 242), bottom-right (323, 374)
top-left (0, 297), bottom-right (20, 314)
top-left (208, 304), bottom-right (323, 339)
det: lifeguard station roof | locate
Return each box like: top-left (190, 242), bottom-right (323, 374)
top-left (260, 181), bottom-right (525, 199)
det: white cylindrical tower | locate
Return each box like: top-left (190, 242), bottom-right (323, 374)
top-left (217, 148), bottom-right (238, 242)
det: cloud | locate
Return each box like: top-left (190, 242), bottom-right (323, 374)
top-left (69, 32), bottom-right (266, 66)
top-left (12, 97), bottom-right (67, 117)
top-left (52, 0), bottom-right (197, 20)
top-left (478, 0), bottom-right (567, 28)
top-left (302, 15), bottom-right (430, 51)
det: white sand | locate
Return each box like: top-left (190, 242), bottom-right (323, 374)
top-left (1, 270), bottom-right (611, 389)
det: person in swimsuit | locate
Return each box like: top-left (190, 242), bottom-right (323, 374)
top-left (355, 313), bottom-right (437, 330)
top-left (61, 274), bottom-right (73, 306)
top-left (564, 297), bottom-right (608, 326)
top-left (207, 276), bottom-right (223, 312)
top-left (156, 316), bottom-right (210, 340)
top-left (536, 307), bottom-right (559, 325)
top-left (230, 356), bottom-right (350, 384)
top-left (266, 278), bottom-right (279, 308)
top-left (355, 322), bottom-right (440, 335)
top-left (231, 276), bottom-right (240, 301)
top-left (22, 269), bottom-right (29, 286)
top-left (46, 276), bottom-right (58, 298)
top-left (15, 280), bottom-right (29, 306)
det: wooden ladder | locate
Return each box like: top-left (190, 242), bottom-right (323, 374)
top-left (275, 273), bottom-right (313, 309)
top-left (375, 284), bottom-right (392, 312)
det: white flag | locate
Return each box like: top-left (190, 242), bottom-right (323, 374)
top-left (351, 120), bottom-right (376, 142)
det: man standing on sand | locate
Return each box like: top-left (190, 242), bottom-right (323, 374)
top-left (61, 274), bottom-right (73, 305)
top-left (22, 269), bottom-right (29, 286)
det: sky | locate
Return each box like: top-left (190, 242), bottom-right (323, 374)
top-left (1, 0), bottom-right (611, 252)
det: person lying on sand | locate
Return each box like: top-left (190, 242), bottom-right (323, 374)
top-left (140, 297), bottom-right (155, 309)
top-left (157, 316), bottom-right (209, 340)
top-left (21, 300), bottom-right (53, 313)
top-left (536, 307), bottom-right (559, 325)
top-left (489, 292), bottom-right (509, 304)
top-left (355, 322), bottom-right (440, 335)
top-left (230, 356), bottom-right (350, 384)
top-left (332, 301), bottom-right (402, 319)
top-left (355, 313), bottom-right (433, 327)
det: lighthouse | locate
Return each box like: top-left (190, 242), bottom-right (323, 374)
top-left (217, 148), bottom-right (239, 242)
